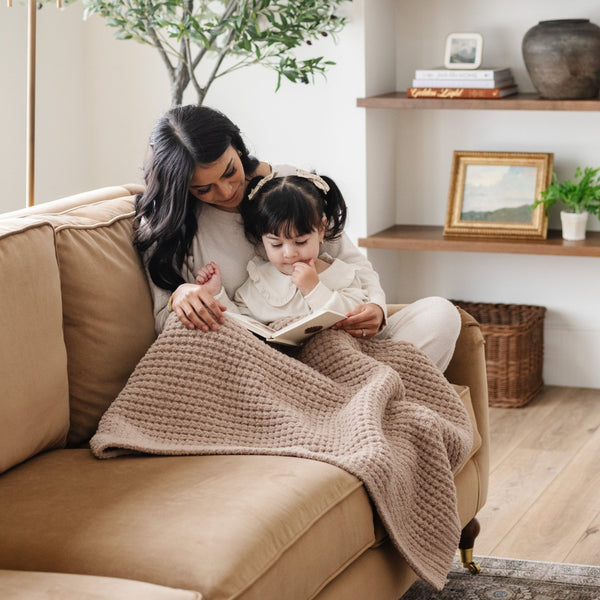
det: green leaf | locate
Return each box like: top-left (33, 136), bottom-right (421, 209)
top-left (80, 0), bottom-right (353, 105)
top-left (533, 166), bottom-right (600, 218)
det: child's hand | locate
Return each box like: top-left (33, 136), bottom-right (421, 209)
top-left (291, 260), bottom-right (319, 296)
top-left (196, 261), bottom-right (222, 297)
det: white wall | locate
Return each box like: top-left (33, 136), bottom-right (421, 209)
top-left (2, 0), bottom-right (599, 388)
top-left (369, 0), bottom-right (600, 387)
top-left (1, 3), bottom-right (89, 209)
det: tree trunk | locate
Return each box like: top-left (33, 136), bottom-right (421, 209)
top-left (170, 66), bottom-right (191, 107)
top-left (170, 73), bottom-right (207, 106)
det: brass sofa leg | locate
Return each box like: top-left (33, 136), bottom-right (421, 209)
top-left (459, 518), bottom-right (481, 574)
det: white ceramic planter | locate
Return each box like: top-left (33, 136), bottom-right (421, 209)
top-left (560, 210), bottom-right (588, 241)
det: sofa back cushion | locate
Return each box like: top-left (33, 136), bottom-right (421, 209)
top-left (0, 219), bottom-right (69, 473)
top-left (48, 197), bottom-right (156, 446)
top-left (2, 185), bottom-right (145, 219)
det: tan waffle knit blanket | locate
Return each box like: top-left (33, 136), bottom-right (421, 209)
top-left (90, 314), bottom-right (473, 590)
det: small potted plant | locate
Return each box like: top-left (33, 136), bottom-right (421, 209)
top-left (532, 166), bottom-right (600, 240)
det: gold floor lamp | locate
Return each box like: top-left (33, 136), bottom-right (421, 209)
top-left (8, 0), bottom-right (62, 207)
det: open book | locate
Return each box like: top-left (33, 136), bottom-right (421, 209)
top-left (227, 308), bottom-right (346, 346)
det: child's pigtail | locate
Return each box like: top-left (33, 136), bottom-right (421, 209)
top-left (321, 176), bottom-right (347, 240)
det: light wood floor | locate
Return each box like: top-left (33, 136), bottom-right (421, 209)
top-left (475, 385), bottom-right (600, 565)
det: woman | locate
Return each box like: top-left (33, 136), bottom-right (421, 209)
top-left (135, 105), bottom-right (460, 371)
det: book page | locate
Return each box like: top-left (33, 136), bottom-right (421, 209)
top-left (226, 312), bottom-right (277, 338)
top-left (271, 309), bottom-right (346, 345)
top-left (227, 308), bottom-right (346, 346)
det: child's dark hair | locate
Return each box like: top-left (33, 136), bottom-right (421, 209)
top-left (240, 174), bottom-right (347, 245)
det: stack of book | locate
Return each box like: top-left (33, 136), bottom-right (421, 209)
top-left (407, 67), bottom-right (518, 99)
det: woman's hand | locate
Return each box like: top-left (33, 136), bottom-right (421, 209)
top-left (169, 283), bottom-right (227, 332)
top-left (333, 303), bottom-right (384, 339)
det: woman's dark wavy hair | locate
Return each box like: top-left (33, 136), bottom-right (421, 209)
top-left (134, 105), bottom-right (259, 291)
top-left (240, 174), bottom-right (347, 245)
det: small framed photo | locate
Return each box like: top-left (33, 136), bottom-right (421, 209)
top-left (444, 32), bottom-right (483, 69)
top-left (444, 151), bottom-right (554, 240)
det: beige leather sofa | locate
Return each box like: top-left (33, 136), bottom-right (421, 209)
top-left (0, 185), bottom-right (489, 600)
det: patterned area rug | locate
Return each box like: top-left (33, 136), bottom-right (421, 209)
top-left (403, 556), bottom-right (600, 599)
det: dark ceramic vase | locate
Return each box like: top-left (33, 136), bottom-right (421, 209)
top-left (522, 19), bottom-right (600, 99)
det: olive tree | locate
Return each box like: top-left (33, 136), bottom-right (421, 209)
top-left (48, 0), bottom-right (352, 106)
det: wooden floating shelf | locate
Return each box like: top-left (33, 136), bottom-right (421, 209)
top-left (357, 92), bottom-right (600, 111)
top-left (358, 225), bottom-right (600, 257)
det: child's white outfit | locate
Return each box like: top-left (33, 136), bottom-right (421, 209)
top-left (215, 254), bottom-right (369, 324)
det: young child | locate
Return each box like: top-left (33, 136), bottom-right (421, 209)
top-left (197, 168), bottom-right (461, 371)
top-left (196, 169), bottom-right (372, 325)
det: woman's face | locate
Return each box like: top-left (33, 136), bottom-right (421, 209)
top-left (188, 145), bottom-right (246, 212)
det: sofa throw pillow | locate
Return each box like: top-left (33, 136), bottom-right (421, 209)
top-left (50, 197), bottom-right (156, 446)
top-left (0, 219), bottom-right (69, 472)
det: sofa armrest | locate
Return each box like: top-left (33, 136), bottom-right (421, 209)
top-left (387, 304), bottom-right (490, 510)
top-left (444, 307), bottom-right (490, 509)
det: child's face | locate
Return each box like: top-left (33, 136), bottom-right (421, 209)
top-left (262, 226), bottom-right (324, 275)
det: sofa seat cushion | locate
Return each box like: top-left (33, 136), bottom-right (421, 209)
top-left (0, 569), bottom-right (201, 600)
top-left (0, 450), bottom-right (376, 600)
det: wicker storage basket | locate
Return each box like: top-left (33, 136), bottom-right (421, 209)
top-left (452, 301), bottom-right (546, 408)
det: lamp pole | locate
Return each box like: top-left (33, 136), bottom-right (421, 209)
top-left (26, 0), bottom-right (36, 207)
top-left (8, 0), bottom-right (62, 207)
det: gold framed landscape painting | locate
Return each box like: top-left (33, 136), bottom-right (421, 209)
top-left (444, 151), bottom-right (553, 239)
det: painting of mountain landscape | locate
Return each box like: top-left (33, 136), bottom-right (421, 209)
top-left (460, 164), bottom-right (537, 223)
